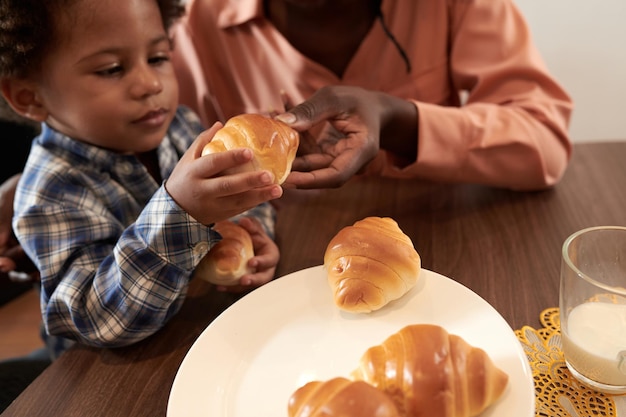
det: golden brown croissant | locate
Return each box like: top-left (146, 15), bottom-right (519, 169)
top-left (288, 377), bottom-right (401, 417)
top-left (351, 324), bottom-right (509, 417)
top-left (324, 217), bottom-right (421, 313)
top-left (201, 113), bottom-right (299, 184)
top-left (193, 220), bottom-right (253, 286)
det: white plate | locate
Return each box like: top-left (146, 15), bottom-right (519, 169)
top-left (167, 266), bottom-right (534, 417)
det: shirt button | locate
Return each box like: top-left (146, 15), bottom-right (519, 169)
top-left (193, 242), bottom-right (209, 258)
top-left (119, 162), bottom-right (133, 175)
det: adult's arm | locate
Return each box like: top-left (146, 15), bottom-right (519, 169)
top-left (281, 0), bottom-right (573, 191)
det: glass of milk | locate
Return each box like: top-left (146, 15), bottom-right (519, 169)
top-left (560, 226), bottom-right (626, 394)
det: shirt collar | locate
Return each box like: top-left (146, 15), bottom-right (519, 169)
top-left (217, 0), bottom-right (265, 29)
top-left (38, 122), bottom-right (168, 173)
top-left (38, 123), bottom-right (117, 169)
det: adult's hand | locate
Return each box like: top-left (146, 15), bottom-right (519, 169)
top-left (276, 85), bottom-right (418, 189)
top-left (276, 86), bottom-right (382, 189)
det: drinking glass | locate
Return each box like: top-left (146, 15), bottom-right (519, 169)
top-left (560, 226), bottom-right (626, 394)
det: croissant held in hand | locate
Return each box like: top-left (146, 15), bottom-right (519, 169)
top-left (193, 220), bottom-right (254, 286)
top-left (324, 217), bottom-right (421, 313)
top-left (351, 324), bottom-right (509, 417)
top-left (201, 113), bottom-right (299, 184)
top-left (287, 377), bottom-right (401, 417)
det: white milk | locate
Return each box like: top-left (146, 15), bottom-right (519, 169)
top-left (562, 302), bottom-right (626, 386)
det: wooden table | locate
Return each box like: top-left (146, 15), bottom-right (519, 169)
top-left (3, 142), bottom-right (625, 416)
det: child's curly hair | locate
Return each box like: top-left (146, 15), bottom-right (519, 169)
top-left (0, 0), bottom-right (185, 79)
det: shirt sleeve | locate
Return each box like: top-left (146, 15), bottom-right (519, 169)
top-left (369, 0), bottom-right (573, 191)
top-left (19, 185), bottom-right (220, 348)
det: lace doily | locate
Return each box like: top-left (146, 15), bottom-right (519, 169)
top-left (515, 307), bottom-right (626, 416)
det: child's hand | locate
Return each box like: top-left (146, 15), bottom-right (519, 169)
top-left (215, 216), bottom-right (279, 293)
top-left (165, 122), bottom-right (283, 225)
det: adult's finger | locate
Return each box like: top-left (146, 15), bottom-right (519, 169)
top-left (275, 86), bottom-right (353, 131)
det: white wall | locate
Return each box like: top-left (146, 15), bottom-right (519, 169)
top-left (515, 0), bottom-right (626, 142)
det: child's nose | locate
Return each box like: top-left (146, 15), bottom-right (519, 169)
top-left (129, 65), bottom-right (163, 98)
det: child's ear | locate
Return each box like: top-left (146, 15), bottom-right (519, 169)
top-left (0, 78), bottom-right (48, 122)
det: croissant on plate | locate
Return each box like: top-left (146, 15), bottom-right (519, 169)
top-left (324, 217), bottom-right (421, 313)
top-left (351, 324), bottom-right (509, 417)
top-left (287, 377), bottom-right (400, 417)
top-left (201, 113), bottom-right (299, 184)
top-left (193, 220), bottom-right (254, 286)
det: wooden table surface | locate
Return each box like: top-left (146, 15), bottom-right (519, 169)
top-left (3, 142), bottom-right (626, 416)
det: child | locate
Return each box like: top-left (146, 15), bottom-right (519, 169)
top-left (0, 0), bottom-right (282, 357)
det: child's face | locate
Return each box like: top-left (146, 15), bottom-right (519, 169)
top-left (35, 0), bottom-right (179, 154)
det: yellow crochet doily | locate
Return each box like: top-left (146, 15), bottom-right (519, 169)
top-left (515, 307), bottom-right (625, 416)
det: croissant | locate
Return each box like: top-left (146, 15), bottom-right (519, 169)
top-left (351, 324), bottom-right (509, 417)
top-left (324, 217), bottom-right (421, 313)
top-left (193, 220), bottom-right (253, 286)
top-left (201, 113), bottom-right (299, 184)
top-left (288, 377), bottom-right (401, 417)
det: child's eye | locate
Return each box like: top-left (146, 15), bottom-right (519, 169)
top-left (148, 54), bottom-right (170, 66)
top-left (95, 65), bottom-right (123, 77)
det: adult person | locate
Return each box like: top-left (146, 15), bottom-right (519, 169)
top-left (171, 0), bottom-right (573, 191)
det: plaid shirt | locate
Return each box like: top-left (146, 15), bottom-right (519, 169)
top-left (14, 106), bottom-right (275, 358)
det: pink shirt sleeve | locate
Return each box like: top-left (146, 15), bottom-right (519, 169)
top-left (368, 0), bottom-right (573, 190)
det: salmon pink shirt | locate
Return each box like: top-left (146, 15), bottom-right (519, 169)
top-left (172, 0), bottom-right (573, 190)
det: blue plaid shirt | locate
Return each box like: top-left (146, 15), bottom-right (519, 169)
top-left (13, 106), bottom-right (275, 358)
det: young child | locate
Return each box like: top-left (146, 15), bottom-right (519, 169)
top-left (0, 0), bottom-right (282, 357)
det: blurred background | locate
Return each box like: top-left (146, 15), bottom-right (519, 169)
top-left (515, 0), bottom-right (626, 142)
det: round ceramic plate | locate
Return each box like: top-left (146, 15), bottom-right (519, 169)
top-left (167, 266), bottom-right (534, 417)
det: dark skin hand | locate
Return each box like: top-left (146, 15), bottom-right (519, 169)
top-left (165, 122), bottom-right (281, 293)
top-left (277, 85), bottom-right (418, 189)
top-left (266, 1), bottom-right (418, 189)
top-left (214, 216), bottom-right (279, 293)
top-left (165, 122), bottom-right (283, 225)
